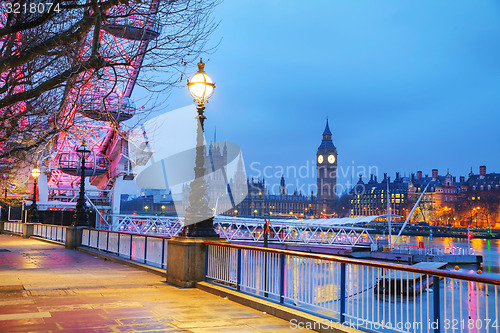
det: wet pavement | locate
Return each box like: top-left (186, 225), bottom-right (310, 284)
top-left (0, 234), bottom-right (312, 332)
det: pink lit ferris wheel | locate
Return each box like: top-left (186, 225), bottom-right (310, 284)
top-left (0, 0), bottom-right (161, 217)
top-left (45, 1), bottom-right (161, 197)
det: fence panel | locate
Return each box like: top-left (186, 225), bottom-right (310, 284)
top-left (4, 222), bottom-right (23, 234)
top-left (80, 229), bottom-right (168, 269)
top-left (205, 242), bottom-right (500, 333)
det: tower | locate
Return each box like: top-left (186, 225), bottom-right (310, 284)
top-left (279, 175), bottom-right (286, 196)
top-left (316, 118), bottom-right (337, 215)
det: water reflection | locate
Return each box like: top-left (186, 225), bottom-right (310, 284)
top-left (394, 236), bottom-right (500, 275)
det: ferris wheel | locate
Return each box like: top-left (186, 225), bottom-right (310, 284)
top-left (45, 1), bottom-right (161, 206)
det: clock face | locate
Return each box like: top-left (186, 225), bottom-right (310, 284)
top-left (328, 154), bottom-right (336, 164)
top-left (317, 155), bottom-right (324, 164)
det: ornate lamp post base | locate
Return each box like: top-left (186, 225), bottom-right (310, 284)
top-left (29, 166), bottom-right (41, 223)
top-left (189, 217), bottom-right (219, 237)
top-left (73, 142), bottom-right (91, 227)
top-left (74, 197), bottom-right (88, 226)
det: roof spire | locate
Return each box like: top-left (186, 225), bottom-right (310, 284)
top-left (322, 117), bottom-right (332, 137)
top-left (318, 117), bottom-right (336, 150)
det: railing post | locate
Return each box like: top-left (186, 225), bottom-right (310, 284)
top-left (144, 236), bottom-right (148, 264)
top-left (117, 233), bottom-right (121, 256)
top-left (106, 232), bottom-right (109, 252)
top-left (264, 251), bottom-right (268, 298)
top-left (340, 262), bottom-right (346, 323)
top-left (204, 244), bottom-right (209, 282)
top-left (161, 238), bottom-right (165, 269)
top-left (129, 234), bottom-right (133, 260)
top-left (279, 253), bottom-right (285, 304)
top-left (65, 226), bottom-right (83, 249)
top-left (433, 276), bottom-right (441, 333)
top-left (236, 248), bottom-right (242, 291)
top-left (96, 230), bottom-right (100, 249)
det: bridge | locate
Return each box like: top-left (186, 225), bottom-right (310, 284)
top-left (97, 214), bottom-right (388, 248)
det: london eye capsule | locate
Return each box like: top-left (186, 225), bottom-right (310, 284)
top-left (58, 149), bottom-right (109, 177)
top-left (102, 6), bottom-right (161, 41)
top-left (80, 94), bottom-right (135, 123)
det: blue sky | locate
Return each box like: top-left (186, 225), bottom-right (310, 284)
top-left (135, 0), bottom-right (500, 195)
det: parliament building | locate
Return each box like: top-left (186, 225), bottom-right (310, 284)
top-left (134, 119), bottom-right (339, 217)
top-left (233, 119), bottom-right (338, 217)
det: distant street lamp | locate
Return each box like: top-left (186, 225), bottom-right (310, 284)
top-left (29, 165), bottom-right (41, 223)
top-left (73, 142), bottom-right (91, 226)
top-left (184, 58), bottom-right (217, 237)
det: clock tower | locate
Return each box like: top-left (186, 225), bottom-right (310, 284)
top-left (316, 118), bottom-right (337, 215)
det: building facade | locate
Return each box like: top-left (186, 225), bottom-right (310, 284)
top-left (231, 119), bottom-right (337, 217)
top-left (128, 120), bottom-right (339, 218)
top-left (234, 176), bottom-right (316, 217)
top-left (350, 169), bottom-right (464, 222)
top-left (459, 166), bottom-right (500, 228)
top-left (349, 166), bottom-right (500, 228)
top-left (350, 173), bottom-right (408, 218)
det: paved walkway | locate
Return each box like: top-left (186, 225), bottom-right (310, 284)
top-left (0, 234), bottom-right (312, 332)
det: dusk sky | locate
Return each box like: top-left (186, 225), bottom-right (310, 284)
top-left (135, 0), bottom-right (500, 195)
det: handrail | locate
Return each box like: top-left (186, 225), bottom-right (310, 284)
top-left (393, 243), bottom-right (451, 249)
top-left (204, 241), bottom-right (499, 285)
top-left (30, 223), bottom-right (67, 227)
top-left (85, 228), bottom-right (172, 240)
top-left (48, 187), bottom-right (112, 192)
top-left (81, 228), bottom-right (168, 269)
top-left (110, 214), bottom-right (183, 220)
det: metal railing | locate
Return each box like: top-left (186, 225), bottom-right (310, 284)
top-left (102, 214), bottom-right (183, 236)
top-left (205, 242), bottom-right (499, 333)
top-left (81, 229), bottom-right (168, 269)
top-left (4, 221), bottom-right (23, 234)
top-left (32, 224), bottom-right (66, 243)
top-left (392, 244), bottom-right (475, 256)
top-left (101, 214), bottom-right (374, 247)
top-left (214, 217), bottom-right (374, 246)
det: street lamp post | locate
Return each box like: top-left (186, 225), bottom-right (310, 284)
top-left (73, 142), bottom-right (91, 226)
top-left (29, 165), bottom-right (41, 223)
top-left (184, 58), bottom-right (217, 237)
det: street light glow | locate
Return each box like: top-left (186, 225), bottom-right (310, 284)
top-left (31, 166), bottom-right (41, 179)
top-left (187, 59), bottom-right (215, 103)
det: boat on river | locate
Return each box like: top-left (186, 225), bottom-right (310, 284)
top-left (374, 262), bottom-right (446, 296)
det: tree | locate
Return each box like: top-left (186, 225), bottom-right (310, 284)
top-left (0, 0), bottom-right (219, 188)
top-left (334, 192), bottom-right (351, 217)
top-left (471, 191), bottom-right (500, 229)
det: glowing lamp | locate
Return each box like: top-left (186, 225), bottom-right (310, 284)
top-left (187, 59), bottom-right (215, 103)
top-left (31, 166), bottom-right (41, 179)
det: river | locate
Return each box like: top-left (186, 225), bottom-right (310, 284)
top-left (391, 235), bottom-right (500, 277)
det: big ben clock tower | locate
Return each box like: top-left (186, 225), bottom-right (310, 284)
top-left (316, 118), bottom-right (337, 215)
